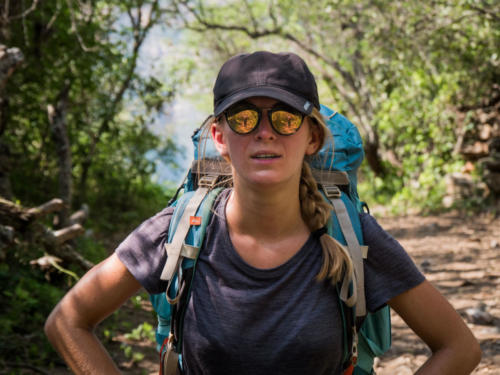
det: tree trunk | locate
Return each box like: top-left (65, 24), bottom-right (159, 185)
top-left (48, 82), bottom-right (72, 228)
top-left (0, 142), bottom-right (13, 200)
top-left (0, 45), bottom-right (24, 200)
top-left (364, 137), bottom-right (386, 177)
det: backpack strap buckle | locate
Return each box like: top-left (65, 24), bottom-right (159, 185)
top-left (323, 184), bottom-right (341, 199)
top-left (198, 174), bottom-right (218, 188)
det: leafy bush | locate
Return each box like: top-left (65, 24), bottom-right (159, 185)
top-left (0, 261), bottom-right (65, 366)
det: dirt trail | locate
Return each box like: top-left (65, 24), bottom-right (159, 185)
top-left (51, 213), bottom-right (500, 375)
top-left (374, 213), bottom-right (500, 375)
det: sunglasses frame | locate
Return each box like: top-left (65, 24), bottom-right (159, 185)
top-left (223, 101), bottom-right (305, 136)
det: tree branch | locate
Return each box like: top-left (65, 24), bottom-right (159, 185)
top-left (3, 0), bottom-right (41, 21)
top-left (179, 3), bottom-right (361, 95)
top-left (26, 198), bottom-right (65, 219)
top-left (0, 198), bottom-right (93, 270)
top-left (52, 224), bottom-right (85, 245)
top-left (65, 0), bottom-right (98, 52)
top-left (467, 2), bottom-right (500, 22)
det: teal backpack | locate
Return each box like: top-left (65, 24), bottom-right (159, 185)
top-left (150, 104), bottom-right (391, 375)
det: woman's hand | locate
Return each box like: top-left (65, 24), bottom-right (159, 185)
top-left (45, 253), bottom-right (141, 374)
top-left (389, 280), bottom-right (481, 374)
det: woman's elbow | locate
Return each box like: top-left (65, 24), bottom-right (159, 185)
top-left (468, 337), bottom-right (482, 370)
top-left (442, 333), bottom-right (482, 373)
top-left (44, 300), bottom-right (83, 345)
top-left (44, 304), bottom-right (63, 344)
top-left (458, 325), bottom-right (482, 371)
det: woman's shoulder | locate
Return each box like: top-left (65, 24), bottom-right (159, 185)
top-left (358, 211), bottom-right (414, 259)
top-left (359, 211), bottom-right (387, 236)
top-left (114, 205), bottom-right (174, 294)
top-left (357, 212), bottom-right (425, 310)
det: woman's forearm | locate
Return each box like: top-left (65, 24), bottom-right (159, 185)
top-left (390, 281), bottom-right (481, 375)
top-left (45, 254), bottom-right (142, 374)
top-left (45, 306), bottom-right (121, 375)
top-left (414, 344), bottom-right (481, 375)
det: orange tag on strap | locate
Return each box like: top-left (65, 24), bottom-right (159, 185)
top-left (343, 364), bottom-right (354, 375)
top-left (190, 216), bottom-right (202, 226)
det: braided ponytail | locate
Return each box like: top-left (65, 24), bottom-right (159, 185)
top-left (301, 110), bottom-right (353, 284)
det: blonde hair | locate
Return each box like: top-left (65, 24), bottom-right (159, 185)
top-left (199, 107), bottom-right (353, 285)
top-left (301, 108), bottom-right (353, 284)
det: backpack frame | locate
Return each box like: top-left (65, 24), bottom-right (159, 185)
top-left (150, 105), bottom-right (391, 375)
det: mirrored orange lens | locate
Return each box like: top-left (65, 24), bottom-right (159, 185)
top-left (270, 110), bottom-right (303, 135)
top-left (227, 109), bottom-right (259, 134)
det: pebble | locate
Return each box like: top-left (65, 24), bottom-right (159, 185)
top-left (464, 303), bottom-right (495, 325)
top-left (420, 259), bottom-right (431, 272)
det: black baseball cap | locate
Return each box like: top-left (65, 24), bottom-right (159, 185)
top-left (213, 51), bottom-right (320, 117)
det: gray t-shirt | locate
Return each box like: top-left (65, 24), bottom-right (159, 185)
top-left (116, 190), bottom-right (424, 375)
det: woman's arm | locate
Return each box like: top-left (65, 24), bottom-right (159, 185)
top-left (389, 280), bottom-right (481, 375)
top-left (44, 252), bottom-right (142, 374)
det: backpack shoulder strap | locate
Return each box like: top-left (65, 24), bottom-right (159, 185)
top-left (322, 184), bottom-right (366, 318)
top-left (160, 182), bottom-right (214, 282)
top-left (320, 183), bottom-right (367, 374)
top-left (159, 184), bottom-right (223, 375)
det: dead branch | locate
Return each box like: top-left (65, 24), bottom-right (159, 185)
top-left (0, 197), bottom-right (93, 270)
top-left (32, 242), bottom-right (94, 272)
top-left (25, 198), bottom-right (65, 220)
top-left (30, 254), bottom-right (62, 270)
top-left (0, 197), bottom-right (32, 225)
top-left (52, 223), bottom-right (84, 245)
top-left (52, 243), bottom-right (94, 271)
top-left (70, 204), bottom-right (89, 225)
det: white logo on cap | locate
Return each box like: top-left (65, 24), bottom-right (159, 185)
top-left (303, 101), bottom-right (311, 111)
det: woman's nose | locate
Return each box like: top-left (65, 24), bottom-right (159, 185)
top-left (254, 112), bottom-right (275, 140)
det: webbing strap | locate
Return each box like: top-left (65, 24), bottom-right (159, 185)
top-left (330, 197), bottom-right (366, 317)
top-left (160, 187), bottom-right (208, 281)
top-left (341, 245), bottom-right (368, 260)
top-left (163, 243), bottom-right (199, 260)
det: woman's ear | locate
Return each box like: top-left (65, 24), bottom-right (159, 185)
top-left (305, 120), bottom-right (323, 156)
top-left (211, 120), bottom-right (229, 159)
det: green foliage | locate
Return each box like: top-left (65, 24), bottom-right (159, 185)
top-left (0, 261), bottom-right (65, 366)
top-left (179, 0), bottom-right (499, 212)
top-left (131, 294), bottom-right (146, 309)
top-left (75, 236), bottom-right (108, 264)
top-left (4, 0), bottom-right (181, 209)
top-left (1, 1), bottom-right (180, 370)
top-left (1, 0), bottom-right (498, 371)
top-left (117, 322), bottom-right (155, 366)
top-left (120, 343), bottom-right (146, 363)
top-left (124, 322), bottom-right (156, 342)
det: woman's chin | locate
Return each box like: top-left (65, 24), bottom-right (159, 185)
top-left (236, 171), bottom-right (298, 189)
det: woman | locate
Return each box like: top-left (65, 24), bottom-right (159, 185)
top-left (45, 51), bottom-right (481, 374)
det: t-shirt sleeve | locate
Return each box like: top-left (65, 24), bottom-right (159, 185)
top-left (115, 206), bottom-right (174, 294)
top-left (360, 213), bottom-right (425, 312)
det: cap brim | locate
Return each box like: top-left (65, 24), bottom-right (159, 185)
top-left (214, 86), bottom-right (314, 117)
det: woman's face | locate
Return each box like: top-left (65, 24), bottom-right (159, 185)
top-left (211, 97), bottom-right (320, 188)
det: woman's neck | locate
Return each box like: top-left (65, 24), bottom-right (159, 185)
top-left (225, 179), bottom-right (309, 241)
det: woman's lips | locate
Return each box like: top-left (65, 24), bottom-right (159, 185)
top-left (250, 150), bottom-right (282, 159)
top-left (251, 153), bottom-right (281, 159)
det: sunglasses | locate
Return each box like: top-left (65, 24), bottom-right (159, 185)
top-left (224, 101), bottom-right (305, 136)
